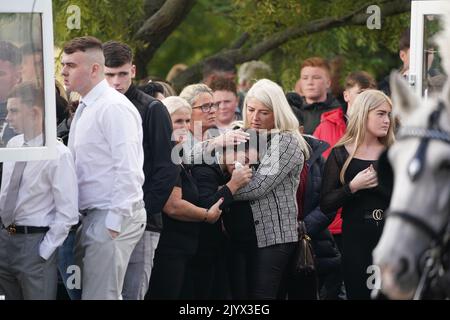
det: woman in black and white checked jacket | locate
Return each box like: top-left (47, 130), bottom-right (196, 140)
top-left (229, 79), bottom-right (310, 299)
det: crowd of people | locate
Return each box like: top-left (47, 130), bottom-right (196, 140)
top-left (0, 28), bottom-right (410, 300)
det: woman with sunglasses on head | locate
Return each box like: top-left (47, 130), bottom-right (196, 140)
top-left (320, 90), bottom-right (395, 300)
top-left (227, 79), bottom-right (310, 299)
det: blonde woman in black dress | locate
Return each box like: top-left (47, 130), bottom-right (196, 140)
top-left (320, 90), bottom-right (395, 299)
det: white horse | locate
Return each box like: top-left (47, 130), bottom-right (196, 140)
top-left (373, 9), bottom-right (450, 300)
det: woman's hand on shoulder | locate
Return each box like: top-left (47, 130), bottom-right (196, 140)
top-left (213, 130), bottom-right (249, 148)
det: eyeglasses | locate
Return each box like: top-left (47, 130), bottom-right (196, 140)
top-left (192, 102), bottom-right (219, 113)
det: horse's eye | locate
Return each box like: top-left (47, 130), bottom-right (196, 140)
top-left (438, 161), bottom-right (450, 171)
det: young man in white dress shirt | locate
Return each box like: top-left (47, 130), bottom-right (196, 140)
top-left (61, 36), bottom-right (146, 300)
top-left (0, 82), bottom-right (79, 300)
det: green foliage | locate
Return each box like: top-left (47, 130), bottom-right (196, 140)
top-left (53, 0), bottom-right (145, 48)
top-left (232, 0), bottom-right (410, 89)
top-left (53, 0), bottom-right (239, 80)
top-left (148, 0), bottom-right (240, 79)
top-left (51, 0), bottom-right (411, 90)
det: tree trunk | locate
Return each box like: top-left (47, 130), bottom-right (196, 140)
top-left (134, 0), bottom-right (197, 79)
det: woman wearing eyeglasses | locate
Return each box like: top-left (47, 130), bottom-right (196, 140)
top-left (178, 84), bottom-right (249, 299)
top-left (179, 84), bottom-right (250, 166)
top-left (145, 96), bottom-right (224, 300)
top-left (179, 84), bottom-right (218, 143)
top-left (228, 79), bottom-right (310, 299)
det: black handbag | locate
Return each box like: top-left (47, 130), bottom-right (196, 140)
top-left (292, 220), bottom-right (316, 275)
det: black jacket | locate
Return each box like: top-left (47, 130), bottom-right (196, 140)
top-left (302, 135), bottom-right (341, 276)
top-left (191, 163), bottom-right (234, 253)
top-left (287, 92), bottom-right (341, 134)
top-left (125, 84), bottom-right (179, 232)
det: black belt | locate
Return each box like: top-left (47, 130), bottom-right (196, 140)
top-left (2, 224), bottom-right (49, 235)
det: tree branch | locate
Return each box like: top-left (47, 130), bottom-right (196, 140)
top-left (143, 0), bottom-right (166, 17)
top-left (172, 0), bottom-right (410, 90)
top-left (134, 0), bottom-right (197, 78)
top-left (136, 0), bottom-right (196, 39)
top-left (230, 32), bottom-right (250, 50)
top-left (236, 0), bottom-right (410, 63)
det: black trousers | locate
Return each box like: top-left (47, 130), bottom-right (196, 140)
top-left (342, 218), bottom-right (383, 300)
top-left (190, 246), bottom-right (231, 300)
top-left (145, 249), bottom-right (194, 300)
top-left (229, 242), bottom-right (296, 300)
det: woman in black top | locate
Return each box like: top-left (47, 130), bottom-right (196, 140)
top-left (191, 134), bottom-right (256, 299)
top-left (146, 97), bottom-right (223, 300)
top-left (320, 90), bottom-right (395, 300)
top-left (222, 143), bottom-right (261, 299)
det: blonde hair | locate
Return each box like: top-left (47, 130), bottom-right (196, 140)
top-left (336, 89), bottom-right (395, 183)
top-left (162, 96), bottom-right (192, 115)
top-left (243, 79), bottom-right (310, 158)
top-left (179, 83), bottom-right (213, 107)
top-left (238, 60), bottom-right (272, 85)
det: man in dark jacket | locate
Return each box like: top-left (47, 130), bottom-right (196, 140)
top-left (286, 98), bottom-right (343, 300)
top-left (289, 57), bottom-right (342, 134)
top-left (378, 28), bottom-right (410, 97)
top-left (301, 135), bottom-right (342, 300)
top-left (103, 41), bottom-right (179, 299)
top-left (286, 134), bottom-right (342, 300)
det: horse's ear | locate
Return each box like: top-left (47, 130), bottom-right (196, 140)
top-left (390, 71), bottom-right (420, 120)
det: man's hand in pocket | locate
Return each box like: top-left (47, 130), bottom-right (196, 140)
top-left (108, 229), bottom-right (119, 239)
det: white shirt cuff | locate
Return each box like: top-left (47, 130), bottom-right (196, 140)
top-left (105, 212), bottom-right (124, 233)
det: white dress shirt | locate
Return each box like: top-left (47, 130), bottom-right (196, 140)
top-left (0, 134), bottom-right (79, 259)
top-left (70, 80), bottom-right (144, 233)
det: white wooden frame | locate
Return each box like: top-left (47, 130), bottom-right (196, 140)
top-left (0, 0), bottom-right (56, 161)
top-left (410, 1), bottom-right (445, 97)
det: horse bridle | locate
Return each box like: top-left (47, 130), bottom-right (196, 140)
top-left (387, 101), bottom-right (450, 299)
top-left (389, 101), bottom-right (450, 242)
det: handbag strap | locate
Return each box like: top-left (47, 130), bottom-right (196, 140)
top-left (297, 220), bottom-right (310, 239)
top-left (297, 163), bottom-right (309, 221)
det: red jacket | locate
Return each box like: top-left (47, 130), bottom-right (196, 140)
top-left (313, 107), bottom-right (346, 234)
top-left (328, 208), bottom-right (343, 235)
top-left (313, 107), bottom-right (346, 159)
